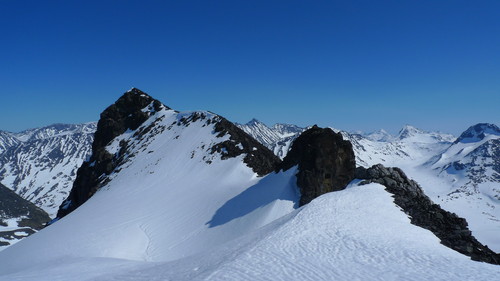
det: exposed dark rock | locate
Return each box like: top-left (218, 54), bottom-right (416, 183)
top-left (54, 88), bottom-right (166, 220)
top-left (211, 116), bottom-right (281, 176)
top-left (355, 164), bottom-right (500, 265)
top-left (279, 125), bottom-right (356, 206)
top-left (0, 183), bottom-right (50, 229)
top-left (0, 182), bottom-right (49, 247)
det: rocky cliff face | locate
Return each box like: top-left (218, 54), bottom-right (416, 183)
top-left (279, 125), bottom-right (356, 206)
top-left (355, 164), bottom-right (500, 265)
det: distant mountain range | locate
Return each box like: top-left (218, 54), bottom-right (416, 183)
top-left (239, 119), bottom-right (500, 251)
top-left (0, 89), bottom-right (498, 279)
top-left (0, 123), bottom-right (96, 217)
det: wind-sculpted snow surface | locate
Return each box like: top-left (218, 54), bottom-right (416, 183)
top-left (0, 184), bottom-right (498, 280)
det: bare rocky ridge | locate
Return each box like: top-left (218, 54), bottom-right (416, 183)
top-left (212, 117), bottom-right (280, 176)
top-left (355, 164), bottom-right (500, 265)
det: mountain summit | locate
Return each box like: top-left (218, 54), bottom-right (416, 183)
top-left (454, 123), bottom-right (500, 144)
top-left (55, 89), bottom-right (280, 220)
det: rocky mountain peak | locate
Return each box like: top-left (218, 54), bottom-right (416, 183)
top-left (245, 118), bottom-right (263, 126)
top-left (54, 89), bottom-right (169, 219)
top-left (279, 125), bottom-right (356, 206)
top-left (271, 123), bottom-right (304, 137)
top-left (54, 90), bottom-right (281, 221)
top-left (455, 123), bottom-right (500, 144)
top-left (93, 88), bottom-right (167, 150)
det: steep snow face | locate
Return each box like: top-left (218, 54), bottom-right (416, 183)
top-left (0, 104), bottom-right (300, 277)
top-left (0, 123), bottom-right (96, 217)
top-left (1, 183), bottom-right (498, 280)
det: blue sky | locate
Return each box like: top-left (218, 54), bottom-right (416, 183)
top-left (1, 0), bottom-right (499, 135)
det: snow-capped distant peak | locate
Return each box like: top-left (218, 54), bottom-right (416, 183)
top-left (364, 129), bottom-right (394, 142)
top-left (397, 125), bottom-right (424, 139)
top-left (454, 123), bottom-right (500, 144)
top-left (271, 123), bottom-right (304, 138)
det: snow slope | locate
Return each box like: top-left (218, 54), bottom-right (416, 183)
top-left (0, 91), bottom-right (497, 280)
top-left (243, 121), bottom-right (499, 251)
top-left (0, 123), bottom-right (96, 216)
top-left (0, 183), bottom-right (498, 280)
top-left (0, 99), bottom-right (300, 277)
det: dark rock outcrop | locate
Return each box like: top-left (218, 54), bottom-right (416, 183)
top-left (55, 88), bottom-right (166, 220)
top-left (279, 126), bottom-right (356, 206)
top-left (0, 183), bottom-right (50, 229)
top-left (0, 183), bottom-right (49, 247)
top-left (356, 164), bottom-right (500, 265)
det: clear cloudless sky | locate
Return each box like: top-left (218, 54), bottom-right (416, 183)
top-left (1, 0), bottom-right (499, 135)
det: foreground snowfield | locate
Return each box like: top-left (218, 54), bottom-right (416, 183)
top-left (0, 183), bottom-right (498, 280)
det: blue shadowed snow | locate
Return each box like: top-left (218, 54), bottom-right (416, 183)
top-left (207, 168), bottom-right (299, 227)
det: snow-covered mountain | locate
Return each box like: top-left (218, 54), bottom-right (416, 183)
top-left (0, 182), bottom-right (49, 251)
top-left (236, 119), bottom-right (305, 159)
top-left (0, 123), bottom-right (96, 217)
top-left (242, 120), bottom-right (500, 251)
top-left (0, 131), bottom-right (20, 155)
top-left (363, 128), bottom-right (394, 142)
top-left (0, 89), bottom-right (497, 280)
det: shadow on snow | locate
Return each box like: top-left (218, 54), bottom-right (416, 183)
top-left (206, 168), bottom-right (299, 228)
